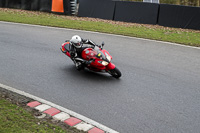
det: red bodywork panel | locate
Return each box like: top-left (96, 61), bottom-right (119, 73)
top-left (82, 48), bottom-right (105, 71)
top-left (106, 63), bottom-right (115, 71)
top-left (82, 48), bottom-right (115, 71)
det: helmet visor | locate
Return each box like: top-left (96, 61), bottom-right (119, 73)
top-left (75, 43), bottom-right (81, 46)
top-left (74, 42), bottom-right (82, 47)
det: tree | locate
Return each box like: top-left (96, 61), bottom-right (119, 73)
top-left (176, 0), bottom-right (181, 4)
top-left (121, 0), bottom-right (200, 6)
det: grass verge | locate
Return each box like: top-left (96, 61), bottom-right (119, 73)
top-left (0, 97), bottom-right (84, 133)
top-left (0, 8), bottom-right (200, 47)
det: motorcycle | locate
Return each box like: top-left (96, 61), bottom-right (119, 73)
top-left (61, 41), bottom-right (121, 78)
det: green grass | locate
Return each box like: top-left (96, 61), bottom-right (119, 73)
top-left (0, 98), bottom-right (80, 133)
top-left (0, 8), bottom-right (200, 47)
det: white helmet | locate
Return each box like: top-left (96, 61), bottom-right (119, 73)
top-left (70, 35), bottom-right (82, 48)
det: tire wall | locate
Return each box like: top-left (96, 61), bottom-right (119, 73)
top-left (0, 0), bottom-right (5, 7)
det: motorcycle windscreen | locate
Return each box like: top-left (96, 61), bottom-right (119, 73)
top-left (64, 43), bottom-right (71, 52)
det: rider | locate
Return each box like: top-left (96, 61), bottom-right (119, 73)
top-left (66, 35), bottom-right (102, 70)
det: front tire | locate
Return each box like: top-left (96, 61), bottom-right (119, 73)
top-left (108, 67), bottom-right (121, 78)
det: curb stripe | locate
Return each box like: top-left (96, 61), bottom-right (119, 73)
top-left (35, 104), bottom-right (52, 112)
top-left (88, 127), bottom-right (105, 133)
top-left (27, 101), bottom-right (41, 107)
top-left (75, 122), bottom-right (94, 132)
top-left (43, 107), bottom-right (61, 116)
top-left (53, 112), bottom-right (71, 121)
top-left (64, 117), bottom-right (82, 126)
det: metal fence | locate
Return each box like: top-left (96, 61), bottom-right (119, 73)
top-left (143, 0), bottom-right (159, 3)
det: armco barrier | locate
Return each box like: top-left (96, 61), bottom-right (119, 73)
top-left (158, 4), bottom-right (200, 30)
top-left (0, 0), bottom-right (5, 7)
top-left (78, 0), bottom-right (115, 20)
top-left (114, 1), bottom-right (159, 25)
top-left (5, 0), bottom-right (21, 9)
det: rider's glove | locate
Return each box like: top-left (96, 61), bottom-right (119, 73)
top-left (70, 51), bottom-right (76, 58)
top-left (75, 62), bottom-right (82, 71)
top-left (97, 44), bottom-right (102, 48)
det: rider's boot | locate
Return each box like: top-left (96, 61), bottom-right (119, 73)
top-left (75, 62), bottom-right (83, 71)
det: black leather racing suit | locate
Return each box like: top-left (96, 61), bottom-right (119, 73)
top-left (69, 39), bottom-right (99, 70)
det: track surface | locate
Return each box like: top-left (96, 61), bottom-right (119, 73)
top-left (0, 22), bottom-right (200, 133)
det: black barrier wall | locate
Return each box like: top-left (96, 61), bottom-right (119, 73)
top-left (158, 4), bottom-right (200, 30)
top-left (0, 0), bottom-right (5, 7)
top-left (31, 0), bottom-right (40, 11)
top-left (3, 0), bottom-right (39, 11)
top-left (21, 0), bottom-right (32, 10)
top-left (39, 0), bottom-right (52, 12)
top-left (63, 0), bottom-right (71, 14)
top-left (5, 0), bottom-right (21, 9)
top-left (114, 1), bottom-right (159, 25)
top-left (78, 0), bottom-right (115, 20)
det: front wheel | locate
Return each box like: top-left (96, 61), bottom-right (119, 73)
top-left (108, 67), bottom-right (121, 78)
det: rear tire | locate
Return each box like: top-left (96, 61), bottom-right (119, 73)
top-left (108, 67), bottom-right (121, 78)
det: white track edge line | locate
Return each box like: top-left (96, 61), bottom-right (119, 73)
top-left (0, 21), bottom-right (199, 50)
top-left (0, 83), bottom-right (119, 133)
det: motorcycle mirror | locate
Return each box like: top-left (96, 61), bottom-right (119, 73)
top-left (102, 42), bottom-right (105, 46)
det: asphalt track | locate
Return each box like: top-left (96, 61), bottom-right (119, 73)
top-left (0, 21), bottom-right (200, 133)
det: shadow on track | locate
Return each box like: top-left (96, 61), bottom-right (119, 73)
top-left (61, 65), bottom-right (121, 82)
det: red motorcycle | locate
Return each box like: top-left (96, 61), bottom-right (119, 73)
top-left (61, 42), bottom-right (121, 78)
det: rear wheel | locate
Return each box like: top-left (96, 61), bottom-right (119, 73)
top-left (108, 67), bottom-right (121, 78)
